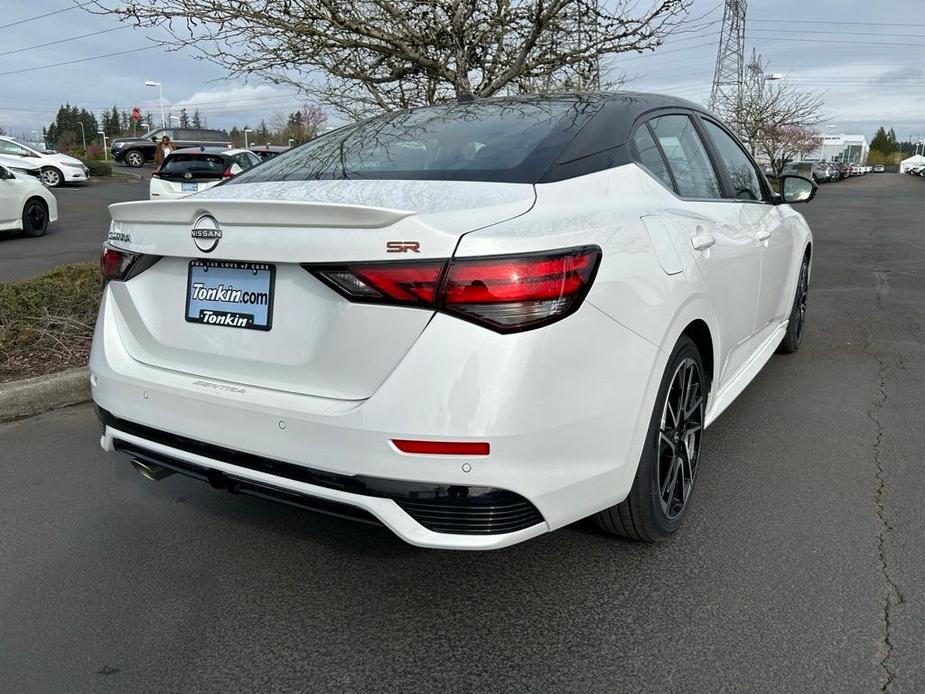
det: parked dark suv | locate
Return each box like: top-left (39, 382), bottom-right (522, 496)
top-left (111, 128), bottom-right (232, 167)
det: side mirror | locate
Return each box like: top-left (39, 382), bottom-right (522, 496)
top-left (779, 174), bottom-right (817, 204)
top-left (151, 136), bottom-right (158, 142)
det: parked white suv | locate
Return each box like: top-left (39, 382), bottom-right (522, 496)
top-left (0, 162), bottom-right (58, 236)
top-left (0, 136), bottom-right (88, 187)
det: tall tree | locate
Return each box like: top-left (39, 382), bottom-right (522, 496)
top-left (191, 109), bottom-right (202, 129)
top-left (179, 108), bottom-right (190, 127)
top-left (87, 0), bottom-right (693, 118)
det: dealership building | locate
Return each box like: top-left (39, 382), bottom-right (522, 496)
top-left (800, 134), bottom-right (870, 164)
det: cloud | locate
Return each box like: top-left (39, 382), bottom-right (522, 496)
top-left (166, 85), bottom-right (308, 124)
top-left (876, 65), bottom-right (925, 84)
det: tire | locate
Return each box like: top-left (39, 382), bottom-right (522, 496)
top-left (124, 150), bottom-right (145, 168)
top-left (595, 335), bottom-right (706, 542)
top-left (777, 254), bottom-right (809, 354)
top-left (40, 167), bottom-right (62, 187)
top-left (20, 198), bottom-right (48, 238)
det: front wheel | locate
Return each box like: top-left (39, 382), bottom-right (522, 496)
top-left (777, 255), bottom-right (809, 354)
top-left (124, 150), bottom-right (145, 168)
top-left (40, 167), bottom-right (62, 187)
top-left (595, 336), bottom-right (706, 542)
top-left (20, 199), bottom-right (48, 237)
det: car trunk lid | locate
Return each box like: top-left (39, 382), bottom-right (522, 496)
top-left (106, 179), bottom-right (535, 400)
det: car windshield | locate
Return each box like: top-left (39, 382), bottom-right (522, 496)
top-left (229, 98), bottom-right (598, 185)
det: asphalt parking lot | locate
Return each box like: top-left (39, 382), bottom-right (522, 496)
top-left (0, 169), bottom-right (149, 283)
top-left (1, 173), bottom-right (923, 693)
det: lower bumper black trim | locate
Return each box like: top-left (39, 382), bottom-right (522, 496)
top-left (100, 408), bottom-right (544, 535)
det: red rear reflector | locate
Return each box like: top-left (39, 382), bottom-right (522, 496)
top-left (392, 440), bottom-right (490, 456)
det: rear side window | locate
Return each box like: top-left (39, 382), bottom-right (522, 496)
top-left (701, 120), bottom-right (764, 202)
top-left (198, 131), bottom-right (230, 142)
top-left (631, 125), bottom-right (674, 190)
top-left (161, 153), bottom-right (228, 178)
top-left (649, 115), bottom-right (721, 199)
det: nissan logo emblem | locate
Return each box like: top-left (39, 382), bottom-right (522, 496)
top-left (191, 214), bottom-right (222, 253)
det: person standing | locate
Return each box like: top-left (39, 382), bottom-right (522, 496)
top-left (154, 134), bottom-right (173, 168)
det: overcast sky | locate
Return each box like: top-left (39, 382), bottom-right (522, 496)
top-left (2, 0), bottom-right (924, 142)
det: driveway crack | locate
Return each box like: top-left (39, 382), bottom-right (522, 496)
top-left (866, 271), bottom-right (904, 692)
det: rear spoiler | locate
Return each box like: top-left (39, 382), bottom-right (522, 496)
top-left (109, 198), bottom-right (415, 229)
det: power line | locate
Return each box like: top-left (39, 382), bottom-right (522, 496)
top-left (752, 17), bottom-right (925, 28)
top-left (745, 35), bottom-right (925, 49)
top-left (0, 46), bottom-right (158, 77)
top-left (748, 27), bottom-right (925, 40)
top-left (0, 1), bottom-right (95, 30)
top-left (0, 26), bottom-right (128, 57)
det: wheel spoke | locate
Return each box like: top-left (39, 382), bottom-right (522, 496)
top-left (660, 454), bottom-right (681, 500)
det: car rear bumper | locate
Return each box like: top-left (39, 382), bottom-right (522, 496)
top-left (90, 288), bottom-right (663, 549)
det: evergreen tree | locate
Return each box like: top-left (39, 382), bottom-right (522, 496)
top-left (192, 109), bottom-right (202, 129)
top-left (179, 108), bottom-right (190, 127)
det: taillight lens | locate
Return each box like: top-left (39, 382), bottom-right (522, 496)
top-left (100, 245), bottom-right (159, 282)
top-left (306, 245), bottom-right (601, 333)
top-left (442, 247), bottom-right (600, 331)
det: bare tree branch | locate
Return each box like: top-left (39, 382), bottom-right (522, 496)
top-left (86, 0), bottom-right (692, 117)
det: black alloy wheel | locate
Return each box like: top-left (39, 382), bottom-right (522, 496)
top-left (777, 255), bottom-right (810, 354)
top-left (595, 335), bottom-right (707, 541)
top-left (656, 356), bottom-right (705, 520)
top-left (20, 199), bottom-right (48, 237)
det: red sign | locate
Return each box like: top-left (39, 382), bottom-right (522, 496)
top-left (131, 107), bottom-right (141, 122)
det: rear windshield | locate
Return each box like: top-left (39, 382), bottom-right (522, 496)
top-left (161, 153), bottom-right (227, 177)
top-left (229, 99), bottom-right (596, 185)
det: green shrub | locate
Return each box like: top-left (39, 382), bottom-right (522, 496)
top-left (80, 159), bottom-right (112, 177)
top-left (0, 262), bottom-right (101, 381)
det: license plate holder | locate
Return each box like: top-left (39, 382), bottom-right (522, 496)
top-left (185, 260), bottom-right (275, 331)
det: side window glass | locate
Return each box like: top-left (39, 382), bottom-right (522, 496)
top-left (649, 115), bottom-right (721, 199)
top-left (702, 120), bottom-right (764, 202)
top-left (0, 141), bottom-right (26, 156)
top-left (632, 125), bottom-right (674, 190)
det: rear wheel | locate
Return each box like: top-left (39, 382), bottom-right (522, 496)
top-left (40, 167), bottom-right (62, 187)
top-left (777, 255), bottom-right (809, 354)
top-left (124, 150), bottom-right (145, 168)
top-left (595, 336), bottom-right (706, 541)
top-left (20, 198), bottom-right (48, 237)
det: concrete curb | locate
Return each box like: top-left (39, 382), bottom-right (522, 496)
top-left (0, 367), bottom-right (90, 422)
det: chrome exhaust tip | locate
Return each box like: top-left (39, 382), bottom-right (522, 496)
top-left (130, 458), bottom-right (175, 482)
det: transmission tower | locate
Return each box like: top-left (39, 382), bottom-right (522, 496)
top-left (709, 0), bottom-right (748, 114)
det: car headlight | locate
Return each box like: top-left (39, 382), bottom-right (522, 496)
top-left (113, 142), bottom-right (126, 149)
top-left (62, 162), bottom-right (84, 169)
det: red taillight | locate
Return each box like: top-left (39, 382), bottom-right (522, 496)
top-left (392, 439), bottom-right (490, 456)
top-left (306, 246), bottom-right (601, 333)
top-left (100, 245), bottom-right (158, 282)
top-left (222, 166), bottom-right (234, 178)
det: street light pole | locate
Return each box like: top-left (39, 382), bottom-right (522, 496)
top-left (244, 128), bottom-right (253, 149)
top-left (97, 131), bottom-right (108, 161)
top-left (144, 81), bottom-right (166, 128)
top-left (77, 122), bottom-right (87, 152)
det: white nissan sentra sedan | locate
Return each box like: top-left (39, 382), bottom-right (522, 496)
top-left (90, 93), bottom-right (815, 550)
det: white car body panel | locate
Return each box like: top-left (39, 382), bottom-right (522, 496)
top-left (90, 103), bottom-right (813, 550)
top-left (0, 137), bottom-right (88, 184)
top-left (0, 163), bottom-right (58, 231)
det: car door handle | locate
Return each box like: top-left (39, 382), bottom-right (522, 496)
top-left (691, 233), bottom-right (715, 251)
top-left (756, 229), bottom-right (771, 242)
